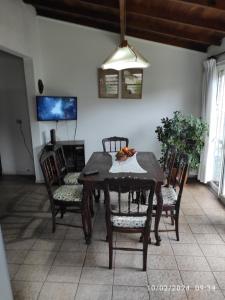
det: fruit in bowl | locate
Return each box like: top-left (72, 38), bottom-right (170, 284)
top-left (116, 150), bottom-right (127, 161)
top-left (116, 147), bottom-right (136, 161)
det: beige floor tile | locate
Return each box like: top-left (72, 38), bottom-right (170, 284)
top-left (54, 251), bottom-right (86, 267)
top-left (65, 227), bottom-right (85, 239)
top-left (39, 228), bottom-right (67, 240)
top-left (47, 266), bottom-right (82, 283)
top-left (214, 224), bottom-right (225, 235)
top-left (149, 290), bottom-right (187, 300)
top-left (182, 207), bottom-right (205, 216)
top-left (147, 269), bottom-right (183, 286)
top-left (114, 268), bottom-right (148, 286)
top-left (38, 282), bottom-right (77, 300)
top-left (115, 241), bottom-right (143, 253)
top-left (115, 253), bottom-right (143, 269)
top-left (175, 256), bottom-right (210, 271)
top-left (168, 232), bottom-right (197, 244)
top-left (148, 255), bottom-right (178, 270)
top-left (189, 224), bottom-right (217, 234)
top-left (76, 284), bottom-right (112, 300)
top-left (194, 233), bottom-right (224, 245)
top-left (148, 243), bottom-right (174, 256)
top-left (113, 285), bottom-right (149, 300)
top-left (24, 250), bottom-right (57, 265)
top-left (171, 244), bottom-right (203, 256)
top-left (200, 244), bottom-right (225, 257)
top-left (87, 240), bottom-right (109, 253)
top-left (8, 263), bottom-right (20, 279)
top-left (5, 239), bottom-right (36, 250)
top-left (165, 223), bottom-right (191, 233)
top-left (6, 249), bottom-right (28, 264)
top-left (80, 267), bottom-right (114, 285)
top-left (14, 264), bottom-right (51, 281)
top-left (180, 271), bottom-right (218, 289)
top-left (186, 289), bottom-right (224, 300)
top-left (84, 251), bottom-right (112, 268)
top-left (206, 257), bottom-right (225, 271)
top-left (185, 215), bottom-right (211, 224)
top-left (32, 239), bottom-right (63, 251)
top-left (60, 239), bottom-right (87, 252)
top-left (213, 272), bottom-right (225, 289)
top-left (11, 281), bottom-right (43, 300)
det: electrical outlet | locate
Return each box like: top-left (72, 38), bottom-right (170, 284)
top-left (16, 119), bottom-right (22, 124)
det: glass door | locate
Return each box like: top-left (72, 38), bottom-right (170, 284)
top-left (211, 68), bottom-right (225, 204)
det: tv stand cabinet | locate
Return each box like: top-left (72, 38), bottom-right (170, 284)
top-left (45, 140), bottom-right (85, 172)
top-left (59, 140), bottom-right (85, 172)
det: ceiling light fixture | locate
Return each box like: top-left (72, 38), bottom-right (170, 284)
top-left (101, 0), bottom-right (150, 70)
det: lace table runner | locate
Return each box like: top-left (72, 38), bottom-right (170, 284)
top-left (109, 152), bottom-right (147, 173)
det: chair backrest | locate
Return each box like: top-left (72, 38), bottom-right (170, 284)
top-left (172, 153), bottom-right (189, 208)
top-left (102, 136), bottom-right (129, 152)
top-left (39, 151), bottom-right (60, 194)
top-left (104, 177), bottom-right (156, 227)
top-left (54, 144), bottom-right (68, 178)
top-left (163, 145), bottom-right (177, 186)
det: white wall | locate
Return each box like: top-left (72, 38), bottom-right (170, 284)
top-left (0, 0), bottom-right (206, 181)
top-left (0, 51), bottom-right (34, 175)
top-left (0, 0), bottom-right (43, 180)
top-left (38, 18), bottom-right (206, 162)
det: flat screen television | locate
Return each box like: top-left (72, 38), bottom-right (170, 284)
top-left (36, 96), bottom-right (77, 121)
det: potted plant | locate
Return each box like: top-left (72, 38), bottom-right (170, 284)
top-left (155, 111), bottom-right (208, 174)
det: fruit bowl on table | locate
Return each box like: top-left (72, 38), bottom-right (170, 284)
top-left (116, 147), bottom-right (136, 161)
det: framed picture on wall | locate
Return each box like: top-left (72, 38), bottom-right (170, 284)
top-left (98, 69), bottom-right (119, 98)
top-left (121, 69), bottom-right (143, 99)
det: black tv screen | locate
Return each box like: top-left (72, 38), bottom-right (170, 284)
top-left (36, 96), bottom-right (77, 121)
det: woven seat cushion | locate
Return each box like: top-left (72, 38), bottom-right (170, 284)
top-left (153, 186), bottom-right (177, 206)
top-left (53, 185), bottom-right (82, 202)
top-left (111, 215), bottom-right (146, 228)
top-left (63, 172), bottom-right (80, 185)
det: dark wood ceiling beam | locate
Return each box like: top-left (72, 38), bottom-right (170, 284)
top-left (80, 0), bottom-right (225, 33)
top-left (178, 0), bottom-right (225, 10)
top-left (23, 0), bottom-right (222, 45)
top-left (35, 6), bottom-right (208, 52)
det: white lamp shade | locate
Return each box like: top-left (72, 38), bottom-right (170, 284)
top-left (101, 43), bottom-right (150, 70)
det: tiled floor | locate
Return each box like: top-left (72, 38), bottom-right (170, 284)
top-left (1, 176), bottom-right (225, 299)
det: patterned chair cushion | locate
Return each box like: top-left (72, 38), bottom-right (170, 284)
top-left (63, 172), bottom-right (80, 185)
top-left (111, 215), bottom-right (146, 228)
top-left (153, 186), bottom-right (177, 206)
top-left (53, 185), bottom-right (82, 202)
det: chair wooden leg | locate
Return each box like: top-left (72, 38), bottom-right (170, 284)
top-left (93, 189), bottom-right (100, 203)
top-left (107, 227), bottom-right (113, 269)
top-left (175, 213), bottom-right (179, 241)
top-left (51, 207), bottom-right (56, 233)
top-left (143, 231), bottom-right (149, 271)
top-left (171, 210), bottom-right (175, 226)
top-left (89, 194), bottom-right (95, 218)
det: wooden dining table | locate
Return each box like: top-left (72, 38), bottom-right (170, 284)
top-left (78, 151), bottom-right (164, 245)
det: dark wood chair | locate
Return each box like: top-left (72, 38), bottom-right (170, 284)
top-left (163, 145), bottom-right (177, 187)
top-left (153, 153), bottom-right (189, 241)
top-left (54, 144), bottom-right (80, 185)
top-left (102, 136), bottom-right (129, 152)
top-left (39, 151), bottom-right (92, 243)
top-left (104, 177), bottom-right (156, 271)
top-left (96, 136), bottom-right (129, 203)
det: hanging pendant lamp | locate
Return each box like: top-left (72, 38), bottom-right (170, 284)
top-left (101, 0), bottom-right (150, 70)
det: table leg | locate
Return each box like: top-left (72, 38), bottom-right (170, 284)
top-left (83, 188), bottom-right (93, 244)
top-left (154, 183), bottom-right (163, 246)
